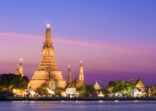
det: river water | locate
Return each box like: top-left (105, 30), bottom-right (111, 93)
top-left (0, 101), bottom-right (155, 111)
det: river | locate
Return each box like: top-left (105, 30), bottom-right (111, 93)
top-left (0, 100), bottom-right (155, 111)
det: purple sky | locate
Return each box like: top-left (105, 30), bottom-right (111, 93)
top-left (0, 0), bottom-right (156, 85)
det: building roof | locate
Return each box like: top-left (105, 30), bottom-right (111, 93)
top-left (129, 78), bottom-right (145, 89)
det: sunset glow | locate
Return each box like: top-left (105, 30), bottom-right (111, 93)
top-left (0, 0), bottom-right (156, 85)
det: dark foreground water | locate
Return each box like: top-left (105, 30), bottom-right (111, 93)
top-left (0, 101), bottom-right (156, 111)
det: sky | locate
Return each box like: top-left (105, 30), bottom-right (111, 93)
top-left (0, 0), bottom-right (156, 86)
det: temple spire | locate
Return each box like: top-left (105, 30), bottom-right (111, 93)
top-left (67, 65), bottom-right (72, 84)
top-left (79, 60), bottom-right (84, 81)
top-left (16, 58), bottom-right (24, 76)
top-left (45, 24), bottom-right (52, 42)
top-left (76, 60), bottom-right (85, 88)
top-left (29, 25), bottom-right (66, 90)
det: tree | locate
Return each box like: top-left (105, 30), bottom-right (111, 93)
top-left (106, 80), bottom-right (134, 95)
top-left (35, 87), bottom-right (48, 96)
top-left (55, 87), bottom-right (64, 96)
top-left (77, 85), bottom-right (86, 96)
top-left (85, 85), bottom-right (94, 96)
top-left (0, 73), bottom-right (29, 92)
top-left (152, 85), bottom-right (156, 96)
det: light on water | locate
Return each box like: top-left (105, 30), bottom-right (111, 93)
top-left (134, 100), bottom-right (138, 102)
top-left (114, 100), bottom-right (119, 102)
top-left (98, 100), bottom-right (103, 103)
top-left (0, 101), bottom-right (156, 111)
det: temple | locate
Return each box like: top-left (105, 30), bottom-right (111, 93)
top-left (67, 65), bottom-right (72, 84)
top-left (94, 81), bottom-right (101, 91)
top-left (76, 61), bottom-right (85, 88)
top-left (29, 24), bottom-right (66, 90)
top-left (16, 59), bottom-right (24, 76)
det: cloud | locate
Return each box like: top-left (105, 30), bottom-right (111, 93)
top-left (0, 32), bottom-right (156, 80)
top-left (0, 32), bottom-right (155, 56)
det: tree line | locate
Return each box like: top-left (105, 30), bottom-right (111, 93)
top-left (0, 73), bottom-right (29, 92)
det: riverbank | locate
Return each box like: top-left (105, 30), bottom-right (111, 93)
top-left (0, 96), bottom-right (156, 101)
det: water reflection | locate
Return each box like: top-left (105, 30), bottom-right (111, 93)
top-left (0, 101), bottom-right (156, 111)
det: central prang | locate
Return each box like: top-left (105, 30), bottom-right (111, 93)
top-left (29, 24), bottom-right (66, 90)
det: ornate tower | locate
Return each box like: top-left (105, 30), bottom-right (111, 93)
top-left (67, 65), bottom-right (72, 84)
top-left (16, 59), bottom-right (24, 76)
top-left (76, 61), bottom-right (85, 88)
top-left (94, 81), bottom-right (101, 91)
top-left (29, 24), bottom-right (66, 90)
top-left (39, 24), bottom-right (58, 71)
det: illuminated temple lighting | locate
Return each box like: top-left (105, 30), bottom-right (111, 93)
top-left (68, 65), bottom-right (71, 68)
top-left (19, 58), bottom-right (23, 62)
top-left (46, 24), bottom-right (50, 28)
top-left (29, 24), bottom-right (66, 90)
